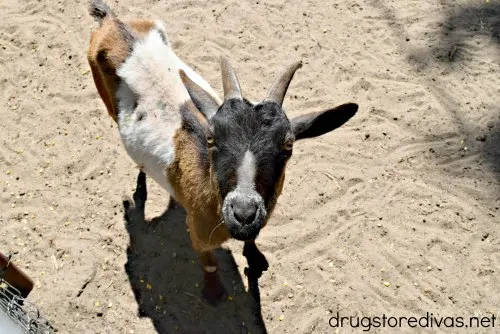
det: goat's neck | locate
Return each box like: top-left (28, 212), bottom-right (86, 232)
top-left (169, 103), bottom-right (221, 221)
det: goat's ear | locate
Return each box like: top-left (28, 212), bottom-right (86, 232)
top-left (179, 69), bottom-right (220, 120)
top-left (290, 103), bottom-right (358, 140)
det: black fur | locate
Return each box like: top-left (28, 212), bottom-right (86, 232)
top-left (89, 0), bottom-right (112, 24)
top-left (210, 99), bottom-right (292, 209)
top-left (243, 241), bottom-right (269, 278)
top-left (180, 99), bottom-right (291, 209)
top-left (291, 103), bottom-right (358, 140)
top-left (156, 29), bottom-right (169, 46)
top-left (89, 1), bottom-right (135, 47)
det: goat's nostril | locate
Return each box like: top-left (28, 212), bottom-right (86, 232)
top-left (246, 210), bottom-right (256, 224)
top-left (231, 197), bottom-right (257, 225)
top-left (234, 211), bottom-right (244, 223)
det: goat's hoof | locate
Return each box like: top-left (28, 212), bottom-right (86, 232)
top-left (243, 250), bottom-right (268, 279)
top-left (244, 250), bottom-right (269, 274)
top-left (202, 272), bottom-right (228, 305)
top-left (203, 285), bottom-right (228, 305)
top-left (244, 266), bottom-right (266, 279)
top-left (254, 255), bottom-right (269, 273)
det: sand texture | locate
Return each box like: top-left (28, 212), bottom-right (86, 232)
top-left (0, 0), bottom-right (499, 333)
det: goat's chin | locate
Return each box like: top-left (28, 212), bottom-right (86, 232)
top-left (224, 219), bottom-right (264, 241)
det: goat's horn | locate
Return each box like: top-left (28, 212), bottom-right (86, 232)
top-left (221, 57), bottom-right (242, 100)
top-left (264, 61), bottom-right (303, 105)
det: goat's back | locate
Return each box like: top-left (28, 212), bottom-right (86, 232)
top-left (88, 10), bottom-right (220, 197)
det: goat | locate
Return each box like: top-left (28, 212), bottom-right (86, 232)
top-left (87, 0), bottom-right (359, 304)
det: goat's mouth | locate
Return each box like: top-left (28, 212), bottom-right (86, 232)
top-left (221, 191), bottom-right (267, 241)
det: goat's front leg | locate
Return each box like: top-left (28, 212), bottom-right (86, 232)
top-left (198, 250), bottom-right (227, 305)
top-left (187, 216), bottom-right (228, 305)
top-left (243, 241), bottom-right (269, 278)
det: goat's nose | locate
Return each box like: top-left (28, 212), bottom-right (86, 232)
top-left (231, 197), bottom-right (257, 225)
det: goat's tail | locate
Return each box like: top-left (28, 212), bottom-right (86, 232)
top-left (89, 0), bottom-right (113, 25)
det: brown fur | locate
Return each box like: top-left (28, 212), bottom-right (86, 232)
top-left (167, 103), bottom-right (232, 253)
top-left (88, 18), bottom-right (156, 122)
top-left (166, 104), bottom-right (235, 303)
top-left (128, 19), bottom-right (155, 38)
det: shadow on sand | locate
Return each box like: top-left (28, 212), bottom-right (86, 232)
top-left (435, 2), bottom-right (500, 62)
top-left (433, 2), bottom-right (500, 179)
top-left (404, 2), bottom-right (500, 180)
top-left (122, 172), bottom-right (267, 333)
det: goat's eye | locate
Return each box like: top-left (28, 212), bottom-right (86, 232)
top-left (207, 135), bottom-right (216, 147)
top-left (283, 138), bottom-right (294, 151)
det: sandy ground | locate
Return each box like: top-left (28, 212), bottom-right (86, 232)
top-left (1, 0), bottom-right (499, 333)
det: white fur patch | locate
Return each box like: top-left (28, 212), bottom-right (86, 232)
top-left (237, 150), bottom-right (256, 190)
top-left (204, 266), bottom-right (217, 273)
top-left (154, 20), bottom-right (168, 39)
top-left (115, 23), bottom-right (221, 197)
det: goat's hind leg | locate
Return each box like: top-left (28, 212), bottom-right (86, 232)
top-left (243, 241), bottom-right (269, 278)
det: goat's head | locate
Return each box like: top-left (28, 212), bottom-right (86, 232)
top-left (179, 58), bottom-right (358, 241)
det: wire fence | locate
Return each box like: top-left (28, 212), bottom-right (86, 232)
top-left (0, 278), bottom-right (53, 334)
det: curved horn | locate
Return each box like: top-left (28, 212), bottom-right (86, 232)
top-left (264, 61), bottom-right (303, 105)
top-left (221, 56), bottom-right (242, 100)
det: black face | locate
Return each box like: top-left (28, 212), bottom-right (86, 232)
top-left (179, 58), bottom-right (359, 242)
top-left (208, 99), bottom-right (294, 240)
